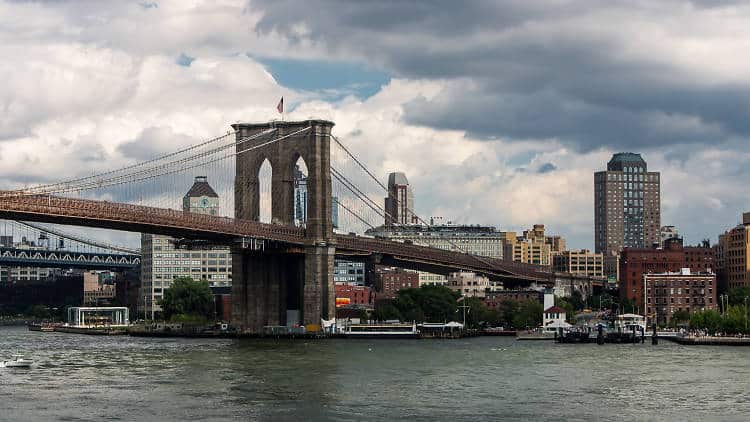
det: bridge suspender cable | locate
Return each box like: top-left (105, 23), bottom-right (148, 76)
top-left (22, 130), bottom-right (240, 194)
top-left (6, 126), bottom-right (311, 197)
top-left (331, 134), bottom-right (523, 274)
top-left (15, 128), bottom-right (278, 196)
top-left (333, 198), bottom-right (376, 230)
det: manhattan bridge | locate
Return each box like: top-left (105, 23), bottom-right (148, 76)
top-left (0, 119), bottom-right (552, 334)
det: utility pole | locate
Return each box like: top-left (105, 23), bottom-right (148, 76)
top-left (457, 304), bottom-right (470, 327)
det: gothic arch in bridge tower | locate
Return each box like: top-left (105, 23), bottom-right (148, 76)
top-left (292, 154), bottom-right (308, 228)
top-left (257, 158), bottom-right (273, 224)
top-left (231, 120), bottom-right (336, 334)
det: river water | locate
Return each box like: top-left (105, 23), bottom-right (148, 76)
top-left (1, 326), bottom-right (749, 421)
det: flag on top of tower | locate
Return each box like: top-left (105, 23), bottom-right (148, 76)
top-left (277, 97), bottom-right (284, 114)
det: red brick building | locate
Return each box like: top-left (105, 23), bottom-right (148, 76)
top-left (644, 269), bottom-right (716, 325)
top-left (619, 238), bottom-right (714, 309)
top-left (373, 267), bottom-right (419, 298)
top-left (334, 284), bottom-right (374, 306)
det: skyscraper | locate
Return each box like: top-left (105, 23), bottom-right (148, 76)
top-left (384, 172), bottom-right (416, 226)
top-left (594, 153), bottom-right (661, 255)
top-left (293, 164), bottom-right (338, 228)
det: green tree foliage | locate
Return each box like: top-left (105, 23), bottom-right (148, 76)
top-left (496, 299), bottom-right (519, 328)
top-left (689, 309), bottom-right (723, 335)
top-left (391, 285), bottom-right (459, 323)
top-left (569, 290), bottom-right (585, 311)
top-left (159, 277), bottom-right (214, 322)
top-left (25, 304), bottom-right (51, 320)
top-left (512, 300), bottom-right (543, 329)
top-left (555, 297), bottom-right (576, 323)
top-left (670, 309), bottom-right (691, 327)
top-left (373, 303), bottom-right (403, 321)
top-left (689, 306), bottom-right (750, 335)
top-left (728, 286), bottom-right (750, 306)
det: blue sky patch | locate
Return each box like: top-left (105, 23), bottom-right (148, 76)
top-left (256, 57), bottom-right (390, 100)
top-left (176, 53), bottom-right (194, 67)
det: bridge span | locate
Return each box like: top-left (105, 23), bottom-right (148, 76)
top-left (0, 119), bottom-right (553, 334)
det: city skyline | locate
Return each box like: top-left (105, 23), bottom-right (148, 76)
top-left (0, 1), bottom-right (749, 251)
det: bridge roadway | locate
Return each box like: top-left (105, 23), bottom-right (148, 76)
top-left (0, 193), bottom-right (551, 282)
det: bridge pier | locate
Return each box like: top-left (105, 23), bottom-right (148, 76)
top-left (231, 120), bottom-right (336, 334)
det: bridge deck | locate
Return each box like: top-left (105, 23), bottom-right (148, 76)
top-left (0, 193), bottom-right (551, 282)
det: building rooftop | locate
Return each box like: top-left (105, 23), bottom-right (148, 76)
top-left (365, 224), bottom-right (501, 237)
top-left (387, 172), bottom-right (409, 186)
top-left (185, 176), bottom-right (218, 198)
top-left (607, 152), bottom-right (647, 171)
top-left (544, 306), bottom-right (566, 314)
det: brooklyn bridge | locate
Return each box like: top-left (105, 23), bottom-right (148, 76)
top-left (0, 119), bottom-right (553, 334)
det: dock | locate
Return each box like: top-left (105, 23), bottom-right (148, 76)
top-left (661, 335), bottom-right (750, 346)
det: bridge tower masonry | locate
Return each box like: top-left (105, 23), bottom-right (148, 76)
top-left (231, 120), bottom-right (336, 334)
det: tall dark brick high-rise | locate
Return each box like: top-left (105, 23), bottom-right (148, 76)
top-left (594, 153), bottom-right (661, 255)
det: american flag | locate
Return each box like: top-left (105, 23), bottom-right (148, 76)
top-left (276, 97), bottom-right (283, 114)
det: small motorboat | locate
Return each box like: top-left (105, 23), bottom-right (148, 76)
top-left (1, 353), bottom-right (33, 368)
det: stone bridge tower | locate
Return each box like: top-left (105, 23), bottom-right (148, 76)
top-left (231, 120), bottom-right (336, 334)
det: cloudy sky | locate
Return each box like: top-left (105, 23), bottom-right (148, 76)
top-left (1, 0), bottom-right (749, 249)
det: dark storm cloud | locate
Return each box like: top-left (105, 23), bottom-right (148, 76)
top-left (252, 0), bottom-right (750, 151)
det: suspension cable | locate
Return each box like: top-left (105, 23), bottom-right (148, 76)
top-left (331, 134), bottom-right (511, 272)
top-left (333, 198), bottom-right (375, 230)
top-left (22, 130), bottom-right (240, 194)
top-left (17, 128), bottom-right (278, 196)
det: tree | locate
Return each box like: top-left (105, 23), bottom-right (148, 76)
top-left (496, 299), bottom-right (519, 328)
top-left (159, 277), bottom-right (214, 322)
top-left (556, 297), bottom-right (576, 323)
top-left (373, 303), bottom-right (403, 321)
top-left (728, 286), bottom-right (750, 306)
top-left (690, 309), bottom-right (722, 335)
top-left (670, 309), bottom-right (690, 327)
top-left (26, 304), bottom-right (51, 320)
top-left (513, 300), bottom-right (543, 329)
top-left (569, 290), bottom-right (585, 311)
top-left (391, 285), bottom-right (459, 323)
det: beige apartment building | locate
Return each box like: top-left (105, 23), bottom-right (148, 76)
top-left (717, 212), bottom-right (750, 290)
top-left (500, 224), bottom-right (562, 266)
top-left (553, 250), bottom-right (605, 277)
top-left (446, 271), bottom-right (490, 298)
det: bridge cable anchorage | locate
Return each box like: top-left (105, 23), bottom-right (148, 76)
top-left (14, 220), bottom-right (140, 255)
top-left (12, 128), bottom-right (279, 196)
top-left (332, 135), bottom-right (547, 278)
top-left (18, 130), bottom-right (241, 195)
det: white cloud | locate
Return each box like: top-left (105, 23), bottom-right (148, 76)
top-left (0, 0), bottom-right (748, 252)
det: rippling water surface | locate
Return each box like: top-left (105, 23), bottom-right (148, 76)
top-left (1, 326), bottom-right (749, 421)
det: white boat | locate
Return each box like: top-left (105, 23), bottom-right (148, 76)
top-left (614, 313), bottom-right (647, 333)
top-left (1, 353), bottom-right (33, 368)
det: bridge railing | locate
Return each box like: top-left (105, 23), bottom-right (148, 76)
top-left (0, 192), bottom-right (306, 243)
